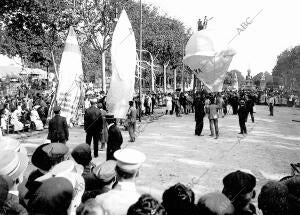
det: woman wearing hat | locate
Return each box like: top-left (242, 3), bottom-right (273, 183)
top-left (30, 105), bottom-right (44, 131)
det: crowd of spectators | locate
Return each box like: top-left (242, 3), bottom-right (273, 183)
top-left (0, 135), bottom-right (299, 215)
top-left (0, 93), bottom-right (52, 134)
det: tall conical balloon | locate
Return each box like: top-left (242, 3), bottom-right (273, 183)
top-left (107, 10), bottom-right (137, 118)
top-left (55, 26), bottom-right (84, 124)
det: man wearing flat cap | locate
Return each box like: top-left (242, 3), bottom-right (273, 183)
top-left (222, 170), bottom-right (257, 215)
top-left (95, 148), bottom-right (146, 215)
top-left (84, 99), bottom-right (103, 157)
top-left (47, 105), bottom-right (69, 143)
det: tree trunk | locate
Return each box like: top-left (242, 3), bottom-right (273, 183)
top-left (164, 64), bottom-right (167, 93)
top-left (174, 68), bottom-right (177, 91)
top-left (102, 51), bottom-right (106, 92)
top-left (182, 64), bottom-right (185, 92)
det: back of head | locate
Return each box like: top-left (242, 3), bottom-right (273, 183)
top-left (279, 175), bottom-right (300, 215)
top-left (197, 192), bottom-right (234, 215)
top-left (127, 194), bottom-right (166, 215)
top-left (28, 177), bottom-right (74, 215)
top-left (258, 181), bottom-right (288, 215)
top-left (222, 170), bottom-right (256, 210)
top-left (71, 144), bottom-right (92, 167)
top-left (76, 198), bottom-right (105, 215)
top-left (162, 183), bottom-right (196, 215)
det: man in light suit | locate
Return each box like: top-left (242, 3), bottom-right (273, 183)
top-left (126, 101), bottom-right (137, 142)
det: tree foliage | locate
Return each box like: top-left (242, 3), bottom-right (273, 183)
top-left (0, 0), bottom-right (191, 83)
top-left (272, 46), bottom-right (300, 90)
top-left (224, 69), bottom-right (245, 86)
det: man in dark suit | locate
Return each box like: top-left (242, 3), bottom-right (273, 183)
top-left (106, 115), bottom-right (123, 161)
top-left (84, 99), bottom-right (102, 157)
top-left (47, 106), bottom-right (69, 143)
top-left (194, 92), bottom-right (205, 136)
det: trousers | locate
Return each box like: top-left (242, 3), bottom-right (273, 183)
top-left (239, 117), bottom-right (247, 133)
top-left (209, 119), bottom-right (219, 136)
top-left (195, 118), bottom-right (204, 135)
top-left (128, 122), bottom-right (136, 141)
top-left (269, 104), bottom-right (274, 116)
top-left (86, 132), bottom-right (100, 157)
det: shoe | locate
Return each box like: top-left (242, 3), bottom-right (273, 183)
top-left (238, 132), bottom-right (243, 134)
top-left (209, 134), bottom-right (214, 137)
top-left (215, 136), bottom-right (219, 139)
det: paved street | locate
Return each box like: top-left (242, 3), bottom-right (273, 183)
top-left (19, 105), bottom-right (300, 200)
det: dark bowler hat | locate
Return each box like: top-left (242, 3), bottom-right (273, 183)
top-left (105, 114), bottom-right (115, 120)
top-left (31, 143), bottom-right (52, 171)
top-left (53, 105), bottom-right (61, 113)
top-left (71, 144), bottom-right (92, 167)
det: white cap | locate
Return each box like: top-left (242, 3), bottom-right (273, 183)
top-left (114, 148), bottom-right (146, 173)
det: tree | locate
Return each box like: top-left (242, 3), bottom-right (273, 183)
top-left (0, 0), bottom-right (73, 74)
top-left (272, 46), bottom-right (300, 90)
top-left (224, 70), bottom-right (245, 87)
top-left (252, 71), bottom-right (273, 88)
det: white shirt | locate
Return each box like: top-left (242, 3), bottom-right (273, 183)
top-left (95, 181), bottom-right (140, 215)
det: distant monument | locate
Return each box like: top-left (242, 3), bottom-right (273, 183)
top-left (260, 73), bottom-right (266, 90)
top-left (243, 69), bottom-right (256, 90)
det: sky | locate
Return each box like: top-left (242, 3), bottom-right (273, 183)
top-left (144, 0), bottom-right (300, 76)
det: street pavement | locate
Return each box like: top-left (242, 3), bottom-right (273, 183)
top-left (17, 105), bottom-right (300, 200)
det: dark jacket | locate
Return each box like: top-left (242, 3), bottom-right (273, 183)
top-left (238, 104), bottom-right (248, 119)
top-left (47, 115), bottom-right (69, 142)
top-left (106, 124), bottom-right (123, 160)
top-left (194, 98), bottom-right (205, 121)
top-left (2, 193), bottom-right (28, 215)
top-left (84, 106), bottom-right (102, 133)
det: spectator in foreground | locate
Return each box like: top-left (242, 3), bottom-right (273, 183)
top-left (258, 181), bottom-right (288, 215)
top-left (95, 148), bottom-right (146, 215)
top-left (197, 191), bottom-right (235, 215)
top-left (127, 194), bottom-right (166, 215)
top-left (0, 150), bottom-right (29, 215)
top-left (162, 183), bottom-right (198, 215)
top-left (222, 170), bottom-right (257, 215)
top-left (76, 198), bottom-right (105, 215)
top-left (28, 177), bottom-right (74, 215)
top-left (279, 175), bottom-right (300, 215)
top-left (81, 160), bottom-right (117, 202)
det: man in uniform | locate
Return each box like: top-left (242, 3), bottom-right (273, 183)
top-left (106, 115), bottom-right (123, 161)
top-left (47, 106), bottom-right (69, 143)
top-left (127, 101), bottom-right (137, 142)
top-left (84, 99), bottom-right (103, 157)
top-left (95, 148), bottom-right (146, 215)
